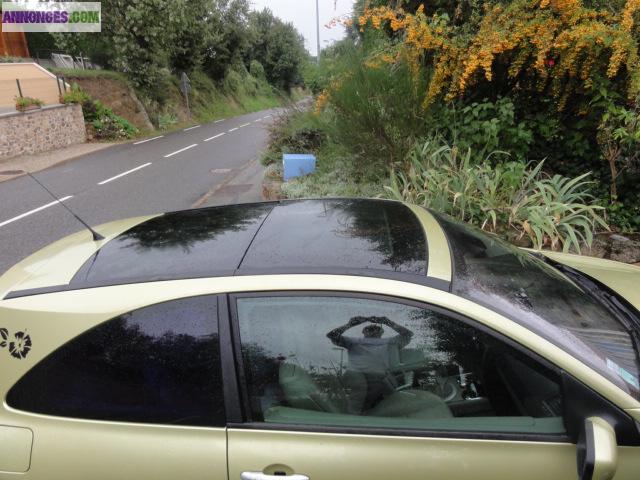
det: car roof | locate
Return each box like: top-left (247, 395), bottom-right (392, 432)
top-left (4, 199), bottom-right (450, 299)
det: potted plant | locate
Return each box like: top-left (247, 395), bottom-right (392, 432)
top-left (15, 96), bottom-right (44, 112)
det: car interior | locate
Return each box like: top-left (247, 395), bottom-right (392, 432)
top-left (243, 323), bottom-right (566, 434)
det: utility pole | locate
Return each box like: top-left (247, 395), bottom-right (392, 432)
top-left (316, 0), bottom-right (321, 64)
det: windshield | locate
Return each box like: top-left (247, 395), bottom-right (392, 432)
top-left (433, 212), bottom-right (640, 401)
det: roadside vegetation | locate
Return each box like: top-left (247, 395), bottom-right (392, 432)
top-left (29, 1), bottom-right (309, 132)
top-left (265, 0), bottom-right (640, 252)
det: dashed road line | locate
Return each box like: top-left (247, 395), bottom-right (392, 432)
top-left (134, 135), bottom-right (164, 145)
top-left (0, 196), bottom-right (73, 228)
top-left (214, 119), bottom-right (225, 123)
top-left (183, 125), bottom-right (201, 131)
top-left (228, 127), bottom-right (239, 132)
top-left (254, 119), bottom-right (262, 123)
top-left (263, 115), bottom-right (272, 119)
top-left (98, 163), bottom-right (152, 186)
top-left (204, 132), bottom-right (226, 142)
top-left (239, 123), bottom-right (251, 128)
top-left (164, 144), bottom-right (198, 158)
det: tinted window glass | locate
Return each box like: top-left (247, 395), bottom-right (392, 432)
top-left (7, 296), bottom-right (224, 427)
top-left (72, 204), bottom-right (273, 286)
top-left (239, 199), bottom-right (427, 275)
top-left (237, 296), bottom-right (565, 435)
top-left (433, 212), bottom-right (640, 400)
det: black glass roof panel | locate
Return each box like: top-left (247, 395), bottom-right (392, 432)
top-left (72, 203), bottom-right (273, 286)
top-left (238, 199), bottom-right (427, 275)
top-left (68, 199), bottom-right (427, 289)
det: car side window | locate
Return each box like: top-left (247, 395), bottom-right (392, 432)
top-left (236, 295), bottom-right (566, 435)
top-left (7, 296), bottom-right (224, 427)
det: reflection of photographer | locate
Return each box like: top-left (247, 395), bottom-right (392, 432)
top-left (327, 316), bottom-right (413, 410)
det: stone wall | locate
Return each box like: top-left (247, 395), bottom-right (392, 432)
top-left (0, 104), bottom-right (86, 160)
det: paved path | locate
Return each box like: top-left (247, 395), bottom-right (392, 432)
top-left (0, 107), bottom-right (282, 275)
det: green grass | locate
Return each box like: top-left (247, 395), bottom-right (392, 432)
top-left (267, 109), bottom-right (384, 199)
top-left (49, 68), bottom-right (129, 83)
top-left (50, 67), bottom-right (298, 140)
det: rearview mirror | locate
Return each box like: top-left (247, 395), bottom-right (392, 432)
top-left (577, 417), bottom-right (618, 480)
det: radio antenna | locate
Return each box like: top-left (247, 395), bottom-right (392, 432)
top-left (0, 169), bottom-right (104, 241)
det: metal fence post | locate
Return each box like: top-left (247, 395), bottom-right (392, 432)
top-left (16, 79), bottom-right (23, 98)
top-left (56, 76), bottom-right (62, 97)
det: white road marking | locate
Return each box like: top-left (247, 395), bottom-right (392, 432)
top-left (134, 135), bottom-right (164, 145)
top-left (211, 168), bottom-right (232, 174)
top-left (254, 119), bottom-right (262, 123)
top-left (228, 127), bottom-right (239, 132)
top-left (0, 196), bottom-right (73, 228)
top-left (164, 144), bottom-right (198, 158)
top-left (204, 132), bottom-right (226, 142)
top-left (263, 115), bottom-right (272, 119)
top-left (214, 119), bottom-right (225, 123)
top-left (183, 125), bottom-right (201, 131)
top-left (98, 163), bottom-right (152, 185)
top-left (239, 123), bottom-right (251, 128)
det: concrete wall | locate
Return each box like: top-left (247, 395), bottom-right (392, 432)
top-left (0, 104), bottom-right (86, 160)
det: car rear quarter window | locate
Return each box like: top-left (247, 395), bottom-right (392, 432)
top-left (433, 212), bottom-right (640, 401)
top-left (6, 296), bottom-right (224, 427)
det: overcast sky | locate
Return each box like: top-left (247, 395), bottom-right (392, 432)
top-left (250, 0), bottom-right (355, 57)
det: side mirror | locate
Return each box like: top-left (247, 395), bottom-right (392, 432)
top-left (577, 417), bottom-right (618, 480)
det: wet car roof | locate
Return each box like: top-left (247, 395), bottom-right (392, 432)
top-left (66, 199), bottom-right (430, 289)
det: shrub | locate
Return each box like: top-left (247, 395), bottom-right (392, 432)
top-left (60, 84), bottom-right (92, 105)
top-left (158, 113), bottom-right (178, 130)
top-left (91, 112), bottom-right (137, 140)
top-left (437, 97), bottom-right (534, 163)
top-left (15, 96), bottom-right (44, 110)
top-left (250, 60), bottom-right (265, 79)
top-left (62, 85), bottom-right (137, 139)
top-left (317, 38), bottom-right (429, 170)
top-left (385, 139), bottom-right (609, 253)
top-left (261, 110), bottom-right (327, 166)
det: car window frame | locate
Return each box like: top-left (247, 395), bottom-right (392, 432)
top-left (224, 290), bottom-right (574, 443)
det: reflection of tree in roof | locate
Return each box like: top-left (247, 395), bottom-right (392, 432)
top-left (119, 204), bottom-right (272, 252)
top-left (329, 199), bottom-right (427, 273)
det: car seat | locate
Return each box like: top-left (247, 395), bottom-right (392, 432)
top-left (279, 363), bottom-right (342, 413)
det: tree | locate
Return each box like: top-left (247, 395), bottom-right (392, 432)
top-left (202, 0), bottom-right (251, 80)
top-left (247, 9), bottom-right (308, 90)
top-left (169, 0), bottom-right (214, 72)
top-left (100, 0), bottom-right (176, 91)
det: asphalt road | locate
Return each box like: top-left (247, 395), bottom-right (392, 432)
top-left (0, 107), bottom-right (283, 275)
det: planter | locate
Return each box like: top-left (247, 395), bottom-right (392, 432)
top-left (16, 104), bottom-right (42, 112)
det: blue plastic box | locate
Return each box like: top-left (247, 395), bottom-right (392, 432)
top-left (283, 153), bottom-right (316, 181)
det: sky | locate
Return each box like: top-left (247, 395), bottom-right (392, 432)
top-left (250, 0), bottom-right (356, 57)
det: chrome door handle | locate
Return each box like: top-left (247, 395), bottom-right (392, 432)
top-left (241, 472), bottom-right (309, 480)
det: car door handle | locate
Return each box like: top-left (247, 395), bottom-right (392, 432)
top-left (241, 472), bottom-right (309, 480)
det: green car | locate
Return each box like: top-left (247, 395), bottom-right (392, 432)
top-left (0, 199), bottom-right (638, 480)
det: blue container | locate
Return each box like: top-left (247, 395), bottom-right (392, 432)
top-left (283, 153), bottom-right (316, 181)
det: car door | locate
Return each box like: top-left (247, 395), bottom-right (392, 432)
top-left (225, 291), bottom-right (623, 480)
top-left (1, 295), bottom-right (227, 480)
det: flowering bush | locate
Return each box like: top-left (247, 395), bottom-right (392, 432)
top-left (356, 1), bottom-right (640, 111)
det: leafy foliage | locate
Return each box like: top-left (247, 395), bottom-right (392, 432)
top-left (62, 85), bottom-right (137, 139)
top-left (15, 96), bottom-right (43, 110)
top-left (51, 0), bottom-right (307, 96)
top-left (385, 139), bottom-right (609, 253)
top-left (246, 9), bottom-right (308, 90)
top-left (434, 97), bottom-right (534, 162)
